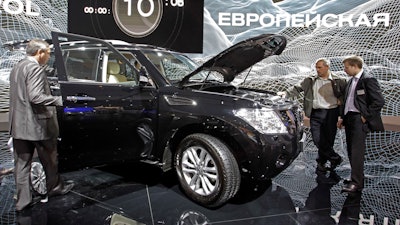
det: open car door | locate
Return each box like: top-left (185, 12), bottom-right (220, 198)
top-left (51, 32), bottom-right (158, 170)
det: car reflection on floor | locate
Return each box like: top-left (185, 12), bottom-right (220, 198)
top-left (5, 162), bottom-right (300, 225)
top-left (2, 128), bottom-right (397, 225)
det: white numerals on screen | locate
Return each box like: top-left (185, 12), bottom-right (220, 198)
top-left (124, 0), bottom-right (154, 17)
top-left (170, 0), bottom-right (184, 7)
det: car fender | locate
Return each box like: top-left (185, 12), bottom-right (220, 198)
top-left (159, 114), bottom-right (264, 172)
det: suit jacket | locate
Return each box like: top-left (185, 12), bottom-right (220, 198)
top-left (9, 57), bottom-right (62, 140)
top-left (343, 72), bottom-right (385, 132)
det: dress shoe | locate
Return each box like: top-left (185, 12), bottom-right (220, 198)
top-left (330, 157), bottom-right (343, 171)
top-left (343, 178), bottom-right (352, 184)
top-left (316, 172), bottom-right (340, 185)
top-left (316, 162), bottom-right (328, 173)
top-left (328, 171), bottom-right (342, 183)
top-left (341, 183), bottom-right (362, 193)
top-left (48, 182), bottom-right (74, 197)
top-left (15, 195), bottom-right (46, 212)
top-left (33, 193), bottom-right (48, 203)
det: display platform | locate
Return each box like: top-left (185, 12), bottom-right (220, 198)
top-left (1, 131), bottom-right (399, 225)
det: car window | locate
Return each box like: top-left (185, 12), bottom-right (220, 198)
top-left (45, 51), bottom-right (57, 77)
top-left (64, 49), bottom-right (101, 82)
top-left (104, 52), bottom-right (140, 85)
top-left (141, 49), bottom-right (197, 82)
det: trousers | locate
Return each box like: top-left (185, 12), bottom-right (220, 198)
top-left (343, 112), bottom-right (367, 188)
top-left (13, 138), bottom-right (61, 211)
top-left (310, 108), bottom-right (341, 164)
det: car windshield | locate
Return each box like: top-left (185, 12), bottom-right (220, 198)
top-left (141, 49), bottom-right (222, 84)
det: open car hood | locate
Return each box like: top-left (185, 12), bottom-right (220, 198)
top-left (181, 33), bottom-right (286, 84)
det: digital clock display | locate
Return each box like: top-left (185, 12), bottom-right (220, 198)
top-left (68, 0), bottom-right (204, 53)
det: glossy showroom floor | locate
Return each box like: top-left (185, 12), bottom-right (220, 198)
top-left (1, 130), bottom-right (399, 225)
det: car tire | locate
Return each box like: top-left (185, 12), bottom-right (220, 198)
top-left (30, 159), bottom-right (47, 195)
top-left (175, 133), bottom-right (240, 208)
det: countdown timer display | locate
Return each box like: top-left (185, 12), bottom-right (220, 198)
top-left (113, 0), bottom-right (163, 38)
top-left (68, 0), bottom-right (204, 53)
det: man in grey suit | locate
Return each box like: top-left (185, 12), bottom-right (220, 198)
top-left (337, 55), bottom-right (385, 193)
top-left (9, 39), bottom-right (74, 212)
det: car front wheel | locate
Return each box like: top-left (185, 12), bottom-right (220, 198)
top-left (175, 133), bottom-right (241, 208)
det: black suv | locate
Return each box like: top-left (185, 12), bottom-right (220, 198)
top-left (22, 32), bottom-right (304, 207)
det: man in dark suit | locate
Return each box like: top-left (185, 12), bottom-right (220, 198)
top-left (337, 55), bottom-right (385, 193)
top-left (9, 39), bottom-right (74, 212)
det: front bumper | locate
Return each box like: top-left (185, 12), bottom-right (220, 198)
top-left (240, 128), bottom-right (305, 181)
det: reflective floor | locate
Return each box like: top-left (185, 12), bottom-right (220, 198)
top-left (1, 131), bottom-right (400, 225)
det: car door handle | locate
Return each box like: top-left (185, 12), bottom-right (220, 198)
top-left (66, 96), bottom-right (96, 103)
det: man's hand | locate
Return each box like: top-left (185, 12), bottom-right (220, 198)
top-left (337, 118), bottom-right (344, 129)
top-left (361, 116), bottom-right (367, 123)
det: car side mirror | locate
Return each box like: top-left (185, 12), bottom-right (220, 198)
top-left (139, 75), bottom-right (149, 84)
top-left (138, 66), bottom-right (154, 87)
top-left (138, 66), bottom-right (147, 77)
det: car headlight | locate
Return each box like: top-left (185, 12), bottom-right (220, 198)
top-left (234, 108), bottom-right (288, 134)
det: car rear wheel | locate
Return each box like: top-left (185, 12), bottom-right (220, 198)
top-left (175, 133), bottom-right (240, 208)
top-left (31, 160), bottom-right (47, 195)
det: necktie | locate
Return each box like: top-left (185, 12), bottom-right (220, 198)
top-left (344, 77), bottom-right (358, 115)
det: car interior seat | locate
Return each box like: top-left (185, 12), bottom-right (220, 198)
top-left (107, 61), bottom-right (127, 83)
